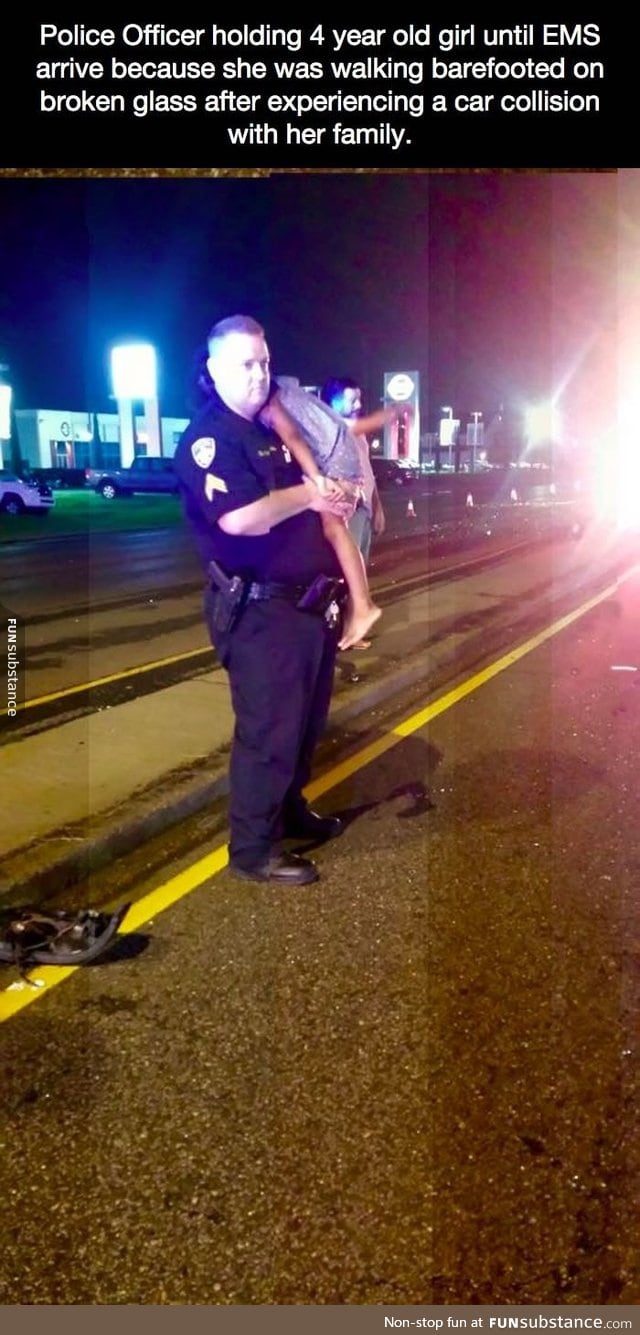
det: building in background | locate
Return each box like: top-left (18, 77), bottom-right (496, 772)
top-left (14, 408), bottom-right (189, 473)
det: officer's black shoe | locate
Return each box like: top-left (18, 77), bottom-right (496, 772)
top-left (284, 809), bottom-right (344, 841)
top-left (229, 853), bottom-right (319, 885)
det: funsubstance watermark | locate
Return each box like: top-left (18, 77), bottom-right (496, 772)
top-left (3, 604), bottom-right (24, 723)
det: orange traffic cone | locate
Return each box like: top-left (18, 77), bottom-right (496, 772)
top-left (406, 498), bottom-right (416, 519)
top-left (510, 487), bottom-right (518, 503)
top-left (466, 492), bottom-right (474, 508)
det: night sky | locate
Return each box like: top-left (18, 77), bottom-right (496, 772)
top-left (0, 170), bottom-right (629, 435)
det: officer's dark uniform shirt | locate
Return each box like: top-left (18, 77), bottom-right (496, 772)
top-left (173, 386), bottom-right (341, 585)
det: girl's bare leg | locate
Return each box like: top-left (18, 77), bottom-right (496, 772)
top-left (320, 513), bottom-right (381, 650)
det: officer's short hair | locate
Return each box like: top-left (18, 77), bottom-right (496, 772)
top-left (207, 315), bottom-right (265, 354)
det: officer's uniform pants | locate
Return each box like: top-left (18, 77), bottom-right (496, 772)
top-left (204, 589), bottom-right (338, 870)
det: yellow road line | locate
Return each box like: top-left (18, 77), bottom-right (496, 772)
top-left (17, 537), bottom-right (524, 712)
top-left (0, 964), bottom-right (78, 1020)
top-left (306, 571), bottom-right (634, 797)
top-left (0, 848), bottom-right (231, 1020)
top-left (16, 536), bottom-right (537, 715)
top-left (2, 565), bottom-right (636, 1023)
top-left (120, 845), bottom-right (230, 934)
top-left (18, 645), bottom-right (212, 711)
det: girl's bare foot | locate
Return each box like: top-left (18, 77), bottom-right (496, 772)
top-left (339, 603), bottom-right (381, 651)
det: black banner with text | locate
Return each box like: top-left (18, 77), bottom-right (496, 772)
top-left (0, 14), bottom-right (629, 170)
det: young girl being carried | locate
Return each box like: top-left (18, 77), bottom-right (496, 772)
top-left (259, 379), bottom-right (382, 651)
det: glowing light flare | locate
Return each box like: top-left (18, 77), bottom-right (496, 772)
top-left (613, 391), bottom-right (640, 529)
top-left (592, 389), bottom-right (640, 530)
top-left (110, 343), bottom-right (157, 401)
top-left (0, 384), bottom-right (12, 439)
top-left (524, 401), bottom-right (561, 445)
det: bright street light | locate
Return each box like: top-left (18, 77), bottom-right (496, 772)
top-left (110, 342), bottom-right (160, 466)
top-left (0, 383), bottom-right (11, 440)
top-left (110, 343), bottom-right (157, 401)
top-left (0, 375), bottom-right (12, 470)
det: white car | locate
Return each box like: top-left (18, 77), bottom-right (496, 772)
top-left (0, 472), bottom-right (55, 515)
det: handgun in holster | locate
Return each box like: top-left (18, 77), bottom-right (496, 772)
top-left (208, 559), bottom-right (247, 634)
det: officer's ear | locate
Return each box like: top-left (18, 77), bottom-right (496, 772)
top-left (206, 354), bottom-right (217, 384)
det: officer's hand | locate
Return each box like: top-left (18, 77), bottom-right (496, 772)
top-left (333, 496), bottom-right (358, 520)
top-left (317, 494), bottom-right (357, 520)
top-left (304, 478), bottom-right (356, 520)
top-left (333, 478), bottom-right (361, 502)
top-left (314, 474), bottom-right (347, 502)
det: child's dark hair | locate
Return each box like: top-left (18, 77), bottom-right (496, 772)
top-left (188, 344), bottom-right (214, 412)
top-left (320, 376), bottom-right (359, 407)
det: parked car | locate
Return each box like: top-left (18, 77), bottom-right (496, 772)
top-left (85, 455), bottom-right (179, 499)
top-left (370, 457), bottom-right (417, 488)
top-left (25, 466), bottom-right (89, 489)
top-left (0, 472), bottom-right (54, 515)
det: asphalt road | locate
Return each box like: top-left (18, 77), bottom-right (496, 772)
top-left (1, 477), bottom-right (576, 619)
top-left (2, 488), bottom-right (581, 722)
top-left (1, 539), bottom-right (638, 1305)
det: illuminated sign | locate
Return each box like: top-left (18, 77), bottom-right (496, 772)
top-left (383, 371), bottom-right (420, 464)
top-left (386, 373), bottom-right (416, 402)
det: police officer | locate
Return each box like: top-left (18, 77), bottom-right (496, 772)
top-left (173, 315), bottom-right (351, 886)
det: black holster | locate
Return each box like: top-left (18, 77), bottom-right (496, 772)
top-left (295, 574), bottom-right (343, 615)
top-left (208, 560), bottom-right (247, 634)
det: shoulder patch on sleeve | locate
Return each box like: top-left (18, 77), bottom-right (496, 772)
top-left (191, 437), bottom-right (216, 468)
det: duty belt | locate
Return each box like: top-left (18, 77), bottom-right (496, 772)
top-left (246, 582), bottom-right (310, 603)
top-left (208, 559), bottom-right (343, 615)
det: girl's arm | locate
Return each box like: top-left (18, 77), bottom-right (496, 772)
top-left (261, 394), bottom-right (347, 501)
top-left (261, 394), bottom-right (321, 480)
top-left (349, 402), bottom-right (408, 437)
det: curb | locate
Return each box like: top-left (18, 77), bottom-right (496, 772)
top-left (0, 506), bottom-right (587, 909)
top-left (0, 648), bottom-right (437, 909)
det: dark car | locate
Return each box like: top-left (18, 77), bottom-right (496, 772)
top-left (370, 457), bottom-right (416, 489)
top-left (85, 455), bottom-right (179, 499)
